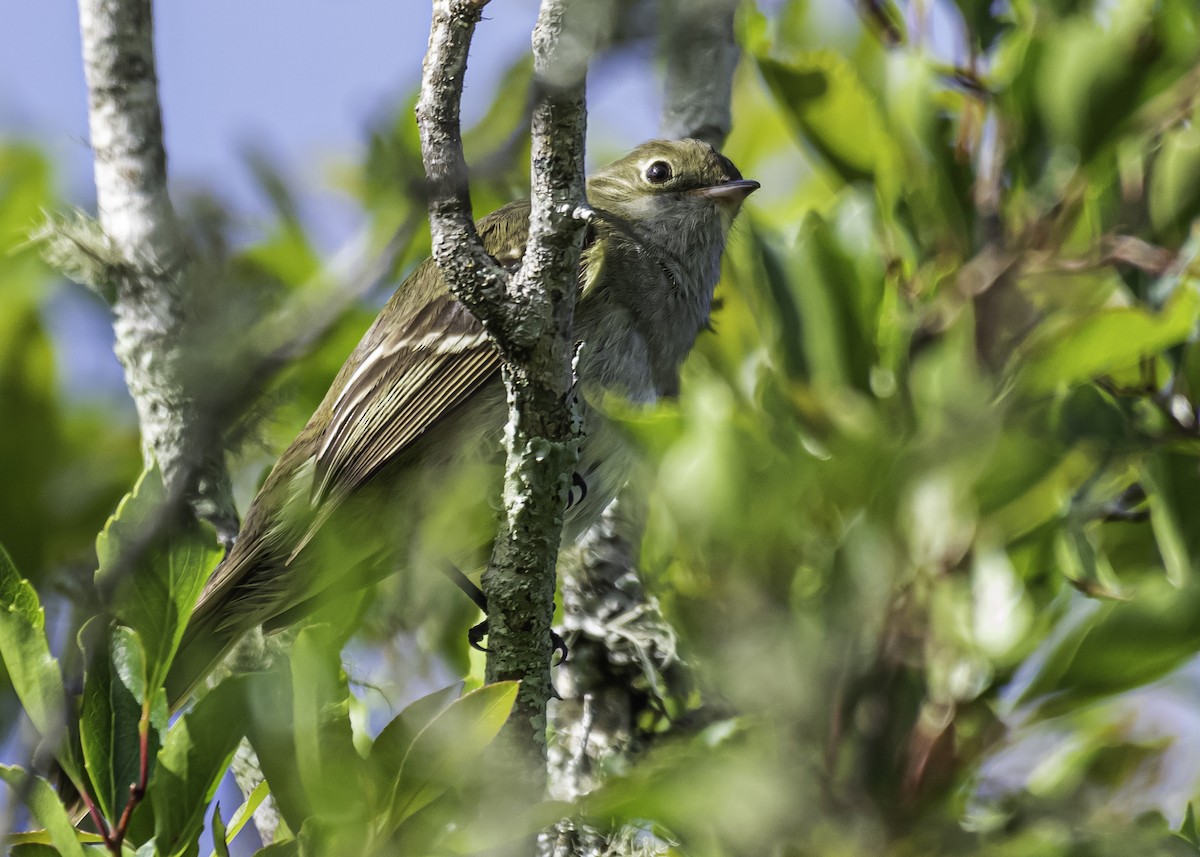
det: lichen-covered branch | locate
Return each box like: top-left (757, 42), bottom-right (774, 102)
top-left (545, 497), bottom-right (683, 857)
top-left (417, 0), bottom-right (588, 776)
top-left (415, 0), bottom-right (513, 345)
top-left (76, 0), bottom-right (236, 541)
top-left (543, 5), bottom-right (741, 853)
top-left (659, 0), bottom-right (740, 147)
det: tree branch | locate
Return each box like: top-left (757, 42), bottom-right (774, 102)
top-left (544, 4), bottom-right (742, 852)
top-left (659, 0), bottom-right (740, 147)
top-left (76, 0), bottom-right (237, 542)
top-left (417, 0), bottom-right (589, 779)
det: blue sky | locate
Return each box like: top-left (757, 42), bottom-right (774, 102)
top-left (1, 1), bottom-right (664, 411)
top-left (1, 0), bottom-right (660, 249)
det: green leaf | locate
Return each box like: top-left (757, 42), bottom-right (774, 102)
top-left (208, 781), bottom-right (268, 857)
top-left (1177, 801), bottom-right (1200, 850)
top-left (0, 765), bottom-right (88, 857)
top-left (0, 145), bottom-right (52, 251)
top-left (441, 798), bottom-right (575, 855)
top-left (95, 467), bottom-right (223, 692)
top-left (79, 622), bottom-right (153, 823)
top-left (152, 676), bottom-right (249, 857)
top-left (1014, 580), bottom-right (1200, 711)
top-left (210, 803), bottom-right (230, 857)
top-left (1150, 115), bottom-right (1200, 236)
top-left (1036, 14), bottom-right (1157, 161)
top-left (1015, 282), bottom-right (1200, 395)
top-left (1144, 461), bottom-right (1193, 588)
top-left (366, 682), bottom-right (462, 787)
top-left (755, 49), bottom-right (902, 208)
top-left (240, 669), bottom-right (309, 835)
top-left (289, 624), bottom-right (362, 819)
top-left (786, 211), bottom-right (883, 393)
top-left (385, 681), bottom-right (518, 833)
top-left (0, 542), bottom-right (80, 784)
top-left (9, 843), bottom-right (66, 856)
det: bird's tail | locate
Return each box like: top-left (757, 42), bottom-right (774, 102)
top-left (164, 607), bottom-right (243, 712)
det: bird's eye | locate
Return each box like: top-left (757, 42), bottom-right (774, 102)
top-left (644, 160), bottom-right (673, 184)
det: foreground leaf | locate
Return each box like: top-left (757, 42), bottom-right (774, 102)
top-left (211, 803), bottom-right (231, 857)
top-left (95, 467), bottom-right (223, 692)
top-left (79, 622), bottom-right (153, 824)
top-left (386, 681), bottom-right (519, 832)
top-left (367, 682), bottom-right (462, 788)
top-left (152, 676), bottom-right (249, 857)
top-left (0, 543), bottom-right (81, 784)
top-left (208, 780), bottom-right (269, 857)
top-left (290, 624), bottom-right (362, 820)
top-left (0, 765), bottom-right (88, 857)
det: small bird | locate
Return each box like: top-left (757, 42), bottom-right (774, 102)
top-left (166, 139), bottom-right (758, 704)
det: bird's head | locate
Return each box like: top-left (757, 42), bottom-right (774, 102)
top-left (586, 139), bottom-right (759, 241)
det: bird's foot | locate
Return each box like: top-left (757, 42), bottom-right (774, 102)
top-left (466, 618), bottom-right (569, 666)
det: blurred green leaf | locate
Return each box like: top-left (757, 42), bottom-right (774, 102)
top-left (1036, 9), bottom-right (1158, 161)
top-left (788, 210), bottom-right (883, 393)
top-left (152, 676), bottom-right (249, 857)
top-left (0, 144), bottom-right (53, 259)
top-left (1150, 116), bottom-right (1200, 237)
top-left (384, 681), bottom-right (518, 833)
top-left (756, 49), bottom-right (902, 207)
top-left (0, 765), bottom-right (88, 857)
top-left (1014, 282), bottom-right (1200, 395)
top-left (0, 308), bottom-right (60, 585)
top-left (1014, 580), bottom-right (1200, 711)
top-left (289, 623), bottom-right (363, 821)
top-left (241, 668), bottom-right (309, 834)
top-left (367, 682), bottom-right (461, 788)
top-left (95, 467), bottom-right (223, 691)
top-left (0, 542), bottom-right (79, 784)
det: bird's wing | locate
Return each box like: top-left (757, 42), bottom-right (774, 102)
top-left (309, 290), bottom-right (500, 507)
top-left (285, 202), bottom-right (540, 558)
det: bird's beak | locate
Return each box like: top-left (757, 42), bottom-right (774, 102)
top-left (694, 179), bottom-right (761, 203)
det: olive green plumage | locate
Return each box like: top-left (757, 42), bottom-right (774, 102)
top-left (166, 139), bottom-right (758, 705)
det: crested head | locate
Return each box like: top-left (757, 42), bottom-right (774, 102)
top-left (586, 139), bottom-right (759, 235)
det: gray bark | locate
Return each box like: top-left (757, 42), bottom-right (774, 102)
top-left (76, 0), bottom-right (237, 542)
top-left (659, 0), bottom-right (740, 147)
top-left (416, 0), bottom-right (589, 785)
top-left (543, 3), bottom-right (741, 853)
top-left (544, 497), bottom-right (681, 857)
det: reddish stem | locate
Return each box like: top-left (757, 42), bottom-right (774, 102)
top-left (77, 785), bottom-right (111, 843)
top-left (108, 703), bottom-right (153, 853)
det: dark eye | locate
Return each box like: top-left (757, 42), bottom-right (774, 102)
top-left (644, 160), bottom-right (673, 184)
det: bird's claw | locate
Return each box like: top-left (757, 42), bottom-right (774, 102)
top-left (465, 619), bottom-right (568, 667)
top-left (551, 629), bottom-right (570, 665)
top-left (565, 471), bottom-right (588, 511)
top-left (468, 619), bottom-right (489, 652)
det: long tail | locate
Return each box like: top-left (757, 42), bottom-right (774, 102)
top-left (165, 607), bottom-right (244, 711)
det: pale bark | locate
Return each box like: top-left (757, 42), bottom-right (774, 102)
top-left (417, 0), bottom-right (589, 781)
top-left (76, 0), bottom-right (237, 541)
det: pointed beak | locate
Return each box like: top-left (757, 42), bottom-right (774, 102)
top-left (694, 179), bottom-right (761, 204)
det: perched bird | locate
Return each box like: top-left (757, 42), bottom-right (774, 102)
top-left (166, 139), bottom-right (758, 704)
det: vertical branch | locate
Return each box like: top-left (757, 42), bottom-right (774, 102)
top-left (76, 0), bottom-right (236, 540)
top-left (417, 0), bottom-right (589, 782)
top-left (484, 0), bottom-right (588, 754)
top-left (659, 0), bottom-right (740, 147)
top-left (545, 4), bottom-right (741, 853)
